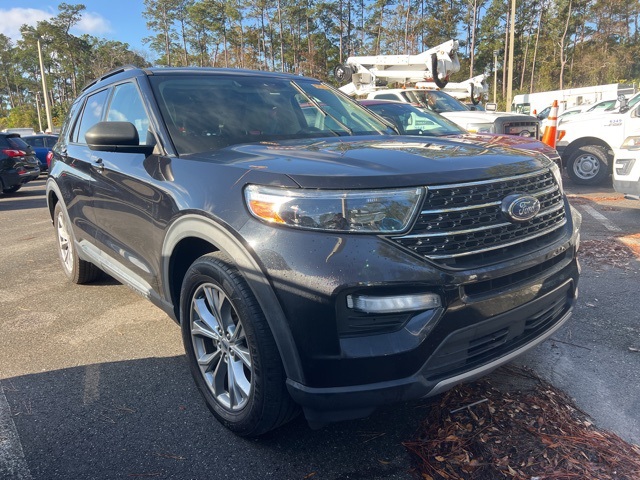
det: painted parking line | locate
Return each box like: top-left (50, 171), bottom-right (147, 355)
top-left (0, 383), bottom-right (33, 480)
top-left (579, 204), bottom-right (622, 232)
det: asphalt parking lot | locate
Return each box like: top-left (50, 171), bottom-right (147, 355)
top-left (1, 177), bottom-right (639, 479)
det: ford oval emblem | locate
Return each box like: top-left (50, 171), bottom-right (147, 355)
top-left (501, 194), bottom-right (541, 223)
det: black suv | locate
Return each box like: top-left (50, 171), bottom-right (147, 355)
top-left (1, 133), bottom-right (40, 194)
top-left (46, 66), bottom-right (580, 436)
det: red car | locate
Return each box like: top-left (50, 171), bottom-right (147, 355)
top-left (359, 99), bottom-right (561, 165)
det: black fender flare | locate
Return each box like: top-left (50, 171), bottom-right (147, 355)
top-left (162, 214), bottom-right (305, 384)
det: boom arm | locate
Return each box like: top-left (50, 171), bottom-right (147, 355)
top-left (416, 73), bottom-right (489, 104)
top-left (335, 40), bottom-right (461, 96)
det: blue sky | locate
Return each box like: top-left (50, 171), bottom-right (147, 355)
top-left (0, 2), bottom-right (151, 57)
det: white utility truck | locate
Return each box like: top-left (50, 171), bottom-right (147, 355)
top-left (513, 84), bottom-right (636, 117)
top-left (556, 91), bottom-right (640, 185)
top-left (335, 40), bottom-right (540, 138)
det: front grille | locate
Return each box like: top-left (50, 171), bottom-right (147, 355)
top-left (392, 168), bottom-right (566, 266)
top-left (503, 121), bottom-right (539, 138)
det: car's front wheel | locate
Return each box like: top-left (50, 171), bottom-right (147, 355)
top-left (53, 202), bottom-right (100, 284)
top-left (566, 145), bottom-right (610, 186)
top-left (180, 252), bottom-right (298, 436)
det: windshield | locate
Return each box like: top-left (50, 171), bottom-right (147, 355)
top-left (626, 92), bottom-right (640, 109)
top-left (150, 74), bottom-right (393, 154)
top-left (402, 90), bottom-right (469, 113)
top-left (365, 102), bottom-right (466, 136)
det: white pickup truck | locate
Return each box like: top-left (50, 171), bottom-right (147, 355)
top-left (555, 92), bottom-right (640, 186)
top-left (366, 88), bottom-right (541, 138)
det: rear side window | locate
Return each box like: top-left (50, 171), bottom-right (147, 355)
top-left (45, 137), bottom-right (58, 148)
top-left (26, 137), bottom-right (45, 148)
top-left (73, 89), bottom-right (110, 144)
top-left (4, 136), bottom-right (30, 150)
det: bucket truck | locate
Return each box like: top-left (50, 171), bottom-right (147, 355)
top-left (333, 42), bottom-right (540, 138)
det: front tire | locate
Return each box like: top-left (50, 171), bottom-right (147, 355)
top-left (566, 145), bottom-right (610, 186)
top-left (53, 202), bottom-right (100, 284)
top-left (180, 252), bottom-right (298, 436)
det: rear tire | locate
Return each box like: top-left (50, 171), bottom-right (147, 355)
top-left (3, 185), bottom-right (21, 194)
top-left (53, 202), bottom-right (100, 284)
top-left (566, 145), bottom-right (610, 186)
top-left (180, 252), bottom-right (298, 436)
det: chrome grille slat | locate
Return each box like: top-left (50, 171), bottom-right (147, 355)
top-left (391, 168), bottom-right (566, 264)
top-left (420, 184), bottom-right (558, 215)
top-left (401, 201), bottom-right (565, 239)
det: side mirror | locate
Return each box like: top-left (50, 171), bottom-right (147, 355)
top-left (485, 102), bottom-right (497, 112)
top-left (86, 121), bottom-right (154, 155)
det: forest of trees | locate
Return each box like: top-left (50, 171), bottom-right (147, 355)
top-left (2, 0), bottom-right (639, 131)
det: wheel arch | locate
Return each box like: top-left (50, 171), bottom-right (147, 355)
top-left (45, 178), bottom-right (62, 222)
top-left (162, 214), bottom-right (305, 383)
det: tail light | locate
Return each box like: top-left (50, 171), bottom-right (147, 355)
top-left (2, 149), bottom-right (26, 158)
top-left (46, 151), bottom-right (54, 168)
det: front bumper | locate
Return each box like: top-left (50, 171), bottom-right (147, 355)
top-left (613, 151), bottom-right (640, 199)
top-left (287, 270), bottom-right (577, 425)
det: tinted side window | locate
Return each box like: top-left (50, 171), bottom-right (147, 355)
top-left (45, 137), bottom-right (58, 148)
top-left (375, 94), bottom-right (400, 101)
top-left (0, 137), bottom-right (8, 148)
top-left (74, 89), bottom-right (110, 144)
top-left (6, 137), bottom-right (30, 150)
top-left (26, 137), bottom-right (45, 148)
top-left (106, 82), bottom-right (152, 145)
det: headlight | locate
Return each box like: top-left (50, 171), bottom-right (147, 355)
top-left (466, 123), bottom-right (494, 134)
top-left (550, 161), bottom-right (564, 193)
top-left (621, 135), bottom-right (640, 150)
top-left (245, 185), bottom-right (423, 233)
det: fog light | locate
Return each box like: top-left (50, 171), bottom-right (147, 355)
top-left (346, 293), bottom-right (441, 314)
top-left (615, 158), bottom-right (635, 176)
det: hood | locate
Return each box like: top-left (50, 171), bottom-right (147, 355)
top-left (451, 133), bottom-right (559, 157)
top-left (189, 135), bottom-right (551, 189)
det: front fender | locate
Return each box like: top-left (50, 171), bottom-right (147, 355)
top-left (162, 214), bottom-right (305, 384)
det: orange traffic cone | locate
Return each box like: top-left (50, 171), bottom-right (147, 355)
top-left (541, 100), bottom-right (558, 148)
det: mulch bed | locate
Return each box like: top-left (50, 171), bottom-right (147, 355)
top-left (404, 365), bottom-right (640, 479)
top-left (578, 238), bottom-right (640, 270)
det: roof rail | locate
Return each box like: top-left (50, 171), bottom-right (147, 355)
top-left (81, 65), bottom-right (139, 92)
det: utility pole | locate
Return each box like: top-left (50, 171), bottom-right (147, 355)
top-left (34, 92), bottom-right (43, 133)
top-left (493, 50), bottom-right (498, 104)
top-left (506, 0), bottom-right (516, 112)
top-left (37, 37), bottom-right (53, 132)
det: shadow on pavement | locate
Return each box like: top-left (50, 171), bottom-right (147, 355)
top-left (2, 356), bottom-right (435, 480)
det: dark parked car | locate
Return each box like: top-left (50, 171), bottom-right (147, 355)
top-left (22, 134), bottom-right (58, 172)
top-left (0, 133), bottom-right (40, 194)
top-left (46, 66), bottom-right (580, 436)
top-left (360, 98), bottom-right (561, 164)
